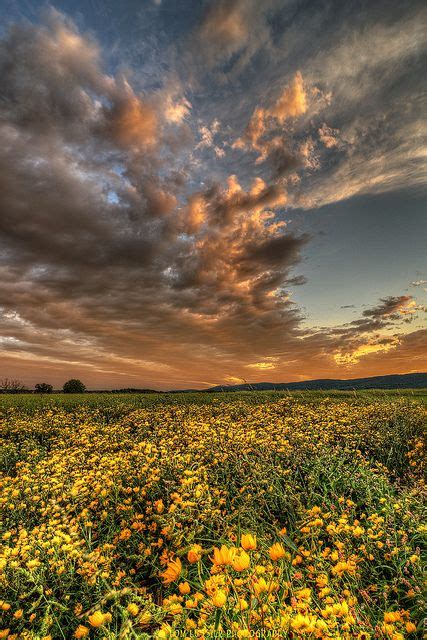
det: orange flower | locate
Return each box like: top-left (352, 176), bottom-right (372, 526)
top-left (253, 577), bottom-right (268, 596)
top-left (154, 499), bottom-right (165, 514)
top-left (241, 533), bottom-right (257, 551)
top-left (187, 544), bottom-right (203, 563)
top-left (161, 557), bottom-right (182, 584)
top-left (74, 626), bottom-right (90, 638)
top-left (269, 542), bottom-right (287, 561)
top-left (383, 611), bottom-right (402, 623)
top-left (179, 582), bottom-right (191, 595)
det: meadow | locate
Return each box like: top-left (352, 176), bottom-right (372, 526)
top-left (1, 391), bottom-right (425, 639)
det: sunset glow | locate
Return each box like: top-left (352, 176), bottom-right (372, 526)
top-left (0, 0), bottom-right (425, 389)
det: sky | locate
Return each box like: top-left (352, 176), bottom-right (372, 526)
top-left (0, 0), bottom-right (426, 390)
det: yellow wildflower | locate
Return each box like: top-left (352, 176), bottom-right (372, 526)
top-left (269, 542), bottom-right (286, 561)
top-left (232, 550), bottom-right (250, 571)
top-left (127, 603), bottom-right (139, 616)
top-left (212, 545), bottom-right (235, 566)
top-left (240, 533), bottom-right (257, 550)
top-left (88, 611), bottom-right (107, 627)
top-left (211, 590), bottom-right (227, 607)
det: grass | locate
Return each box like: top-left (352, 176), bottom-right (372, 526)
top-left (0, 391), bottom-right (426, 639)
top-left (0, 387), bottom-right (426, 411)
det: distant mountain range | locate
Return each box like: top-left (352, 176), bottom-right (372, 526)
top-left (205, 373), bottom-right (427, 392)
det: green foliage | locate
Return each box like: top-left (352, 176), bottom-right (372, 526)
top-left (62, 378), bottom-right (86, 393)
top-left (34, 382), bottom-right (53, 394)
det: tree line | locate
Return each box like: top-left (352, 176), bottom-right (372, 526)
top-left (0, 378), bottom-right (86, 393)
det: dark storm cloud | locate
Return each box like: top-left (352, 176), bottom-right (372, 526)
top-left (0, 10), bottom-right (107, 135)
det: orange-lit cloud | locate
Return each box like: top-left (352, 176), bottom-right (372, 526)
top-left (268, 72), bottom-right (307, 122)
top-left (246, 358), bottom-right (279, 370)
top-left (334, 337), bottom-right (400, 366)
top-left (164, 96), bottom-right (192, 124)
top-left (107, 90), bottom-right (158, 149)
top-left (196, 119), bottom-right (225, 157)
top-left (233, 107), bottom-right (266, 151)
top-left (232, 73), bottom-right (311, 179)
top-left (199, 0), bottom-right (248, 52)
top-left (185, 194), bottom-right (208, 233)
top-left (235, 73), bottom-right (308, 152)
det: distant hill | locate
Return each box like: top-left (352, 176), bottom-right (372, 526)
top-left (206, 373), bottom-right (427, 392)
top-left (110, 388), bottom-right (162, 394)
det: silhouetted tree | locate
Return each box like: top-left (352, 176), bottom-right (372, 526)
top-left (63, 379), bottom-right (86, 393)
top-left (35, 382), bottom-right (53, 394)
top-left (0, 377), bottom-right (26, 393)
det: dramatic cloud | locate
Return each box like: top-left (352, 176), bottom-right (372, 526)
top-left (0, 9), bottom-right (311, 388)
top-left (0, 2), bottom-right (425, 389)
top-left (211, 0), bottom-right (426, 210)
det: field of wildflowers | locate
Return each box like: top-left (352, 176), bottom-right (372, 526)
top-left (1, 393), bottom-right (425, 639)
